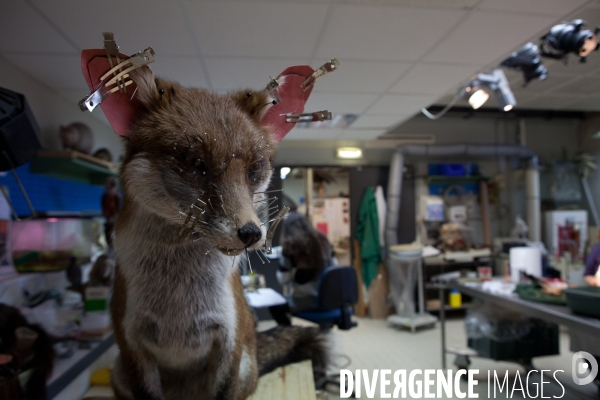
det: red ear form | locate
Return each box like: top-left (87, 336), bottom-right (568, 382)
top-left (261, 65), bottom-right (315, 143)
top-left (80, 49), bottom-right (146, 137)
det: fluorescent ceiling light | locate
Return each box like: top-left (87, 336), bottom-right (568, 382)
top-left (337, 147), bottom-right (363, 159)
top-left (468, 89), bottom-right (489, 110)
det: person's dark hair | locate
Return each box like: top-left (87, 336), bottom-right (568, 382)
top-left (281, 211), bottom-right (333, 278)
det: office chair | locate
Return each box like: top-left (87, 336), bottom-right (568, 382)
top-left (294, 265), bottom-right (358, 330)
top-left (293, 265), bottom-right (359, 393)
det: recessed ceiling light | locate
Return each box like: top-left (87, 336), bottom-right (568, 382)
top-left (337, 147), bottom-right (363, 159)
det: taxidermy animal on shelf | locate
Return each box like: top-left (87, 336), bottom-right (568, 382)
top-left (59, 122), bottom-right (94, 154)
top-left (78, 33), bottom-right (339, 399)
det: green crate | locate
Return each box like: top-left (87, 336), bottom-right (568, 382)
top-left (564, 286), bottom-right (600, 318)
top-left (468, 319), bottom-right (559, 361)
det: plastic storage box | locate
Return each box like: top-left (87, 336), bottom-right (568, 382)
top-left (468, 319), bottom-right (559, 361)
top-left (563, 286), bottom-right (600, 318)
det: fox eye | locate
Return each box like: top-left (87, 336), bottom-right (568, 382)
top-left (182, 153), bottom-right (208, 176)
top-left (248, 161), bottom-right (262, 181)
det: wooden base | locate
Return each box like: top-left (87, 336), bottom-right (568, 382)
top-left (249, 360), bottom-right (317, 400)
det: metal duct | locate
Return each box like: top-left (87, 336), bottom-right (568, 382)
top-left (385, 144), bottom-right (540, 248)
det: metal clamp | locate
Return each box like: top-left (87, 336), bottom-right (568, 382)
top-left (285, 110), bottom-right (332, 123)
top-left (79, 42), bottom-right (155, 112)
top-left (300, 58), bottom-right (340, 92)
top-left (265, 77), bottom-right (281, 103)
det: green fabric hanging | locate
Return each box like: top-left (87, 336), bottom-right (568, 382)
top-left (356, 187), bottom-right (381, 288)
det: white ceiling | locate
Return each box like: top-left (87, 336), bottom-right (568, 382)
top-left (0, 0), bottom-right (595, 142)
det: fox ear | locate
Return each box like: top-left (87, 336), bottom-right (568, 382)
top-left (129, 67), bottom-right (159, 106)
top-left (260, 65), bottom-right (315, 143)
top-left (230, 89), bottom-right (275, 126)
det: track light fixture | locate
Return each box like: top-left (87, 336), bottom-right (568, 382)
top-left (421, 69), bottom-right (516, 119)
top-left (501, 42), bottom-right (548, 85)
top-left (540, 19), bottom-right (599, 63)
top-left (467, 69), bottom-right (516, 112)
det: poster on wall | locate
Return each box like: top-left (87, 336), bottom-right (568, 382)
top-left (311, 198), bottom-right (350, 250)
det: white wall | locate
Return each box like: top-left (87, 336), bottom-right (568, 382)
top-left (0, 56), bottom-right (123, 159)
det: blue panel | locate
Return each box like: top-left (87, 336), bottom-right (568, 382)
top-left (0, 163), bottom-right (104, 216)
top-left (428, 183), bottom-right (479, 196)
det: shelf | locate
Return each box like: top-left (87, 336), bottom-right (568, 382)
top-left (426, 300), bottom-right (471, 312)
top-left (29, 150), bottom-right (118, 186)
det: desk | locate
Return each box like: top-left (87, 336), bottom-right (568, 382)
top-left (245, 288), bottom-right (286, 308)
top-left (438, 280), bottom-right (600, 369)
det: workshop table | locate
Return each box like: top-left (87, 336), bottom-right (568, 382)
top-left (438, 280), bottom-right (600, 369)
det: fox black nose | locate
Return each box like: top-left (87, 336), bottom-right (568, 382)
top-left (238, 223), bottom-right (262, 246)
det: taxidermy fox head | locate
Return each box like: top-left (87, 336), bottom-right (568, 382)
top-left (119, 68), bottom-right (278, 255)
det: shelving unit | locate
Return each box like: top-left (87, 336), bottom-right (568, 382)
top-left (29, 150), bottom-right (118, 186)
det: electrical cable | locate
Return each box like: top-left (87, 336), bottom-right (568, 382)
top-left (420, 86), bottom-right (465, 120)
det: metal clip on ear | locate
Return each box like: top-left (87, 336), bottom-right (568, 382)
top-left (103, 32), bottom-right (126, 92)
top-left (79, 46), bottom-right (156, 112)
top-left (264, 206), bottom-right (290, 254)
top-left (285, 110), bottom-right (332, 123)
top-left (265, 77), bottom-right (281, 103)
top-left (300, 58), bottom-right (340, 92)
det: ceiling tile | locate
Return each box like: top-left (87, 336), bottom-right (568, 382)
top-left (187, 2), bottom-right (328, 58)
top-left (337, 129), bottom-right (386, 140)
top-left (206, 58), bottom-right (306, 91)
top-left (510, 73), bottom-right (577, 94)
top-left (545, 54), bottom-right (600, 76)
top-left (390, 63), bottom-right (479, 94)
top-left (304, 92), bottom-right (378, 114)
top-left (311, 59), bottom-right (412, 93)
top-left (366, 94), bottom-right (438, 115)
top-left (478, 0), bottom-right (587, 16)
top-left (350, 115), bottom-right (406, 129)
top-left (151, 57), bottom-right (209, 88)
top-left (424, 11), bottom-right (556, 65)
top-left (285, 129), bottom-right (342, 140)
top-left (315, 5), bottom-right (465, 61)
top-left (549, 76), bottom-right (600, 95)
top-left (3, 53), bottom-right (86, 90)
top-left (0, 2), bottom-right (76, 54)
top-left (30, 0), bottom-right (197, 55)
top-left (336, 0), bottom-right (479, 7)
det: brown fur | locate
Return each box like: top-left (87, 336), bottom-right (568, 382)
top-left (110, 69), bottom-right (328, 400)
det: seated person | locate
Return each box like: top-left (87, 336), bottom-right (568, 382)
top-left (269, 212), bottom-right (335, 326)
top-left (584, 242), bottom-right (600, 286)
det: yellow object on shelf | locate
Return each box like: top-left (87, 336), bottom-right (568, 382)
top-left (90, 367), bottom-right (112, 386)
top-left (449, 290), bottom-right (462, 308)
